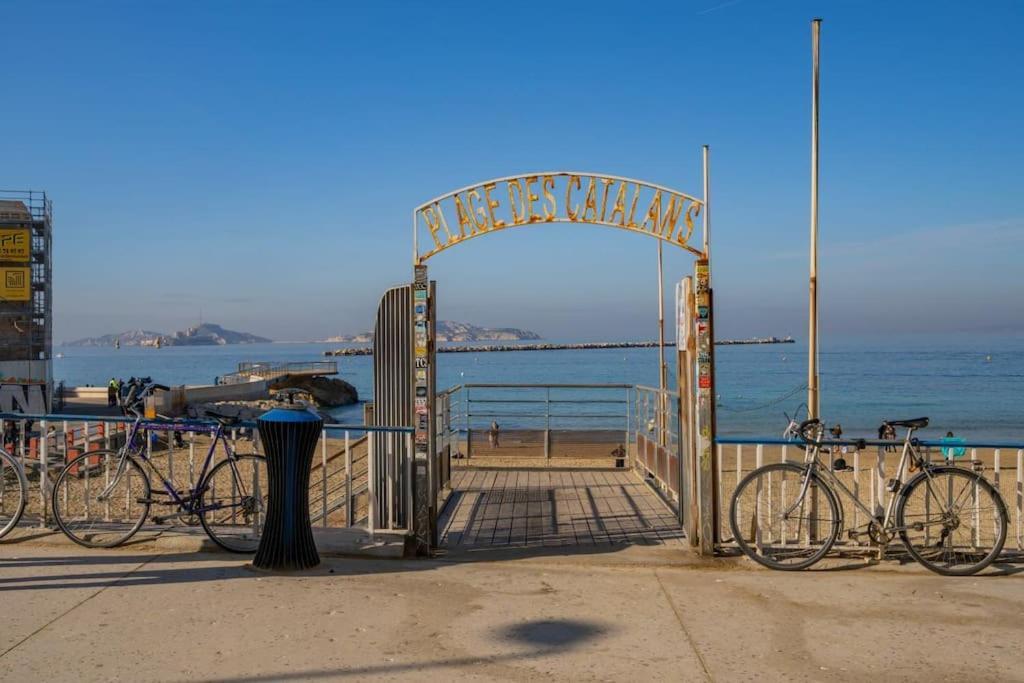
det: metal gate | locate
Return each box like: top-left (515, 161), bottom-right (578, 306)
top-left (372, 280), bottom-right (449, 552)
top-left (371, 285), bottom-right (413, 531)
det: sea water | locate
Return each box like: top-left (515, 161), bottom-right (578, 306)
top-left (53, 333), bottom-right (1024, 439)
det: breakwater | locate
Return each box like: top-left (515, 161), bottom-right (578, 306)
top-left (324, 337), bottom-right (794, 357)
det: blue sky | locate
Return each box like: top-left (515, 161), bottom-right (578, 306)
top-left (2, 0), bottom-right (1022, 343)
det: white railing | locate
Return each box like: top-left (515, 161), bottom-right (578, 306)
top-left (0, 413), bottom-right (412, 535)
top-left (715, 437), bottom-right (1024, 552)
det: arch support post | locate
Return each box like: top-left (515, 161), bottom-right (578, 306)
top-left (693, 258), bottom-right (718, 554)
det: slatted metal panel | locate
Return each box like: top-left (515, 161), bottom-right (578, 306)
top-left (372, 285), bottom-right (412, 529)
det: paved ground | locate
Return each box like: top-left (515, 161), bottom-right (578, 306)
top-left (439, 469), bottom-right (684, 550)
top-left (1, 540), bottom-right (1023, 682)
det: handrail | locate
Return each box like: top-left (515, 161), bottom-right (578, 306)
top-left (715, 436), bottom-right (1024, 449)
top-left (0, 412), bottom-right (412, 434)
top-left (635, 384), bottom-right (681, 398)
top-left (458, 383), bottom-right (633, 389)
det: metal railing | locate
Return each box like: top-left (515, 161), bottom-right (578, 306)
top-left (715, 436), bottom-right (1024, 552)
top-left (633, 385), bottom-right (684, 508)
top-left (0, 412), bottom-right (412, 536)
top-left (442, 383), bottom-right (633, 462)
top-left (219, 361), bottom-right (338, 385)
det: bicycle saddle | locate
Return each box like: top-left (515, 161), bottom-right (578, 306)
top-left (885, 417), bottom-right (929, 429)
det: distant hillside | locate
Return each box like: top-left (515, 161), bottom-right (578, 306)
top-left (323, 332), bottom-right (375, 343)
top-left (323, 321), bottom-right (541, 343)
top-left (64, 323), bottom-right (271, 347)
top-left (62, 329), bottom-right (165, 348)
top-left (167, 323), bottom-right (271, 346)
top-left (436, 321), bottom-right (541, 341)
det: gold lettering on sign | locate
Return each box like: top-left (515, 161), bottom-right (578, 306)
top-left (416, 173), bottom-right (705, 261)
top-left (598, 178), bottom-right (615, 222)
top-left (542, 175), bottom-right (556, 220)
top-left (640, 191), bottom-right (662, 233)
top-left (524, 176), bottom-right (541, 222)
top-left (608, 181), bottom-right (628, 226)
top-left (507, 179), bottom-right (526, 225)
top-left (678, 201), bottom-right (700, 245)
top-left (659, 194), bottom-right (684, 238)
top-left (483, 183), bottom-right (505, 229)
top-left (581, 177), bottom-right (599, 222)
top-left (566, 175), bottom-right (582, 221)
top-left (627, 183), bottom-right (642, 228)
top-left (454, 194), bottom-right (474, 237)
top-left (421, 204), bottom-right (453, 248)
top-left (468, 189), bottom-right (488, 233)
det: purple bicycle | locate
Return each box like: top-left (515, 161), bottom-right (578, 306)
top-left (51, 381), bottom-right (268, 552)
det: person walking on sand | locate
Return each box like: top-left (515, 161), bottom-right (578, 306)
top-left (488, 420), bottom-right (500, 449)
top-left (107, 378), bottom-right (118, 407)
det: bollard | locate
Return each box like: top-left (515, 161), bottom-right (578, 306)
top-left (252, 405), bottom-right (322, 571)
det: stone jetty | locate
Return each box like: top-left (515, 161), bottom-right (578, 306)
top-left (324, 337), bottom-right (794, 357)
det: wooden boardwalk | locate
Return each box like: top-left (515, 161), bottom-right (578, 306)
top-left (439, 469), bottom-right (685, 550)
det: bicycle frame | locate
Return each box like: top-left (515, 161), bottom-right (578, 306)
top-left (96, 417), bottom-right (248, 517)
top-left (787, 428), bottom-right (926, 533)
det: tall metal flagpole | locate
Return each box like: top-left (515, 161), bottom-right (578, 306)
top-left (657, 240), bottom-right (667, 444)
top-left (808, 18), bottom-right (822, 420)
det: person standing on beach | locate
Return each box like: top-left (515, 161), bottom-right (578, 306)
top-left (941, 431), bottom-right (966, 459)
top-left (489, 420), bottom-right (500, 449)
top-left (107, 378), bottom-right (118, 407)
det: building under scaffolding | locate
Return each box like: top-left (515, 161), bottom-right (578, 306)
top-left (0, 190), bottom-right (52, 412)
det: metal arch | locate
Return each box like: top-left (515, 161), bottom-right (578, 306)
top-left (412, 171), bottom-right (706, 264)
top-left (413, 171), bottom-right (704, 213)
top-left (415, 217), bottom-right (705, 263)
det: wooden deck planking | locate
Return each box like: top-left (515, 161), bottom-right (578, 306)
top-left (439, 467), bottom-right (685, 550)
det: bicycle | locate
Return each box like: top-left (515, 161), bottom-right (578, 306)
top-left (51, 382), bottom-right (268, 552)
top-left (729, 417), bottom-right (1008, 575)
top-left (0, 434), bottom-right (28, 539)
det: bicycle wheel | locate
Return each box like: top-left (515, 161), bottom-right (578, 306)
top-left (730, 462), bottom-right (842, 570)
top-left (199, 454), bottom-right (268, 553)
top-left (52, 450), bottom-right (151, 548)
top-left (897, 466), bottom-right (1007, 576)
top-left (0, 450), bottom-right (27, 539)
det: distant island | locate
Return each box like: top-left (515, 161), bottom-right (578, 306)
top-left (63, 323), bottom-right (272, 347)
top-left (325, 336), bottom-right (795, 356)
top-left (324, 321), bottom-right (541, 343)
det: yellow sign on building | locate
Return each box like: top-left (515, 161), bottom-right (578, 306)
top-left (0, 267), bottom-right (30, 301)
top-left (0, 229), bottom-right (30, 262)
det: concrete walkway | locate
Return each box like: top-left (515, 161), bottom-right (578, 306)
top-left (0, 541), bottom-right (1022, 681)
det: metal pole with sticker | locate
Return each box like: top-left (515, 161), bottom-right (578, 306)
top-left (412, 264), bottom-right (433, 553)
top-left (694, 258), bottom-right (717, 555)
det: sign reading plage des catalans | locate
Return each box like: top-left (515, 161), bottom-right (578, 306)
top-left (414, 172), bottom-right (704, 263)
top-left (0, 228), bottom-right (30, 262)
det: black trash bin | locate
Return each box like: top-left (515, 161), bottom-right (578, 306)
top-left (253, 406), bottom-right (322, 571)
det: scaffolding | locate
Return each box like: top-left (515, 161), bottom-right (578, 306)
top-left (0, 190), bottom-right (53, 390)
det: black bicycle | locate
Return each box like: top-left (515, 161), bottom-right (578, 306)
top-left (730, 418), bottom-right (1008, 575)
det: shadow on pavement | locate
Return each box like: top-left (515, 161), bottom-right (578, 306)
top-left (198, 618), bottom-right (609, 681)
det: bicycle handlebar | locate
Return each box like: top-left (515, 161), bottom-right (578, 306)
top-left (796, 418), bottom-right (823, 446)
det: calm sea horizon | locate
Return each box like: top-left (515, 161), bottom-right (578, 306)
top-left (53, 333), bottom-right (1024, 439)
